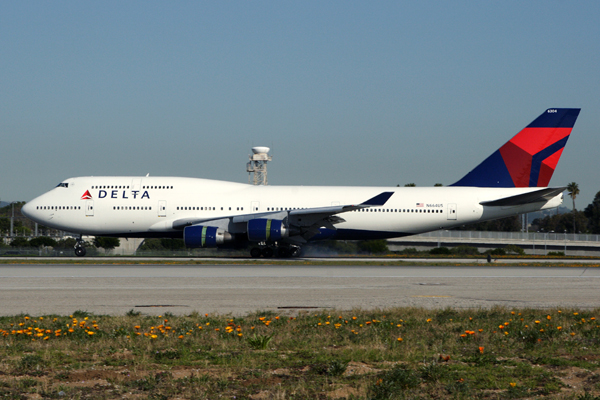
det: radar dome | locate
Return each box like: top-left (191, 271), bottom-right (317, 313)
top-left (251, 146), bottom-right (270, 154)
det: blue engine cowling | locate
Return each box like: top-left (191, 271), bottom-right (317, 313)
top-left (247, 219), bottom-right (288, 242)
top-left (184, 225), bottom-right (231, 248)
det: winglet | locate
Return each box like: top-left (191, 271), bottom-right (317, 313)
top-left (361, 192), bottom-right (394, 206)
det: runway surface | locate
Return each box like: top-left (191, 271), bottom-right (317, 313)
top-left (1, 264), bottom-right (599, 316)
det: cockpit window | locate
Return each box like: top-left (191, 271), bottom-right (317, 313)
top-left (56, 182), bottom-right (69, 188)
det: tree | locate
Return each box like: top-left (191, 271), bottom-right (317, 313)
top-left (93, 237), bottom-right (120, 254)
top-left (404, 183), bottom-right (416, 187)
top-left (584, 191), bottom-right (600, 234)
top-left (10, 237), bottom-right (29, 247)
top-left (454, 215), bottom-right (521, 232)
top-left (434, 183), bottom-right (443, 187)
top-left (29, 236), bottom-right (57, 248)
top-left (54, 238), bottom-right (78, 250)
top-left (567, 182), bottom-right (580, 211)
top-left (160, 238), bottom-right (186, 250)
top-left (139, 238), bottom-right (186, 251)
top-left (533, 211), bottom-right (588, 234)
top-left (567, 182), bottom-right (580, 233)
top-left (357, 240), bottom-right (389, 254)
top-left (139, 238), bottom-right (164, 251)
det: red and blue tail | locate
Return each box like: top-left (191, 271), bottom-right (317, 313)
top-left (451, 108), bottom-right (580, 187)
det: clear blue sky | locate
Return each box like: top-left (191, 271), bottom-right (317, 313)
top-left (1, 1), bottom-right (599, 208)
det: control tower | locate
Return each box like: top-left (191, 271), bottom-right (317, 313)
top-left (247, 146), bottom-right (272, 185)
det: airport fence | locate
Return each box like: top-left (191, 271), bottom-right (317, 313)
top-left (410, 230), bottom-right (600, 242)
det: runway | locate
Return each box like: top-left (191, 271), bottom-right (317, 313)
top-left (1, 264), bottom-right (599, 316)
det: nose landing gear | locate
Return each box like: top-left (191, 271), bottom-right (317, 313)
top-left (74, 237), bottom-right (86, 257)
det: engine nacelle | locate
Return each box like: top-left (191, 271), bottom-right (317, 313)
top-left (247, 219), bottom-right (288, 242)
top-left (184, 225), bottom-right (232, 248)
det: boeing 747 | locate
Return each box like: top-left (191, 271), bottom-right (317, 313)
top-left (21, 108), bottom-right (580, 257)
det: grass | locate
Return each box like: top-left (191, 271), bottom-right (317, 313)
top-left (0, 257), bottom-right (599, 268)
top-left (1, 307), bottom-right (600, 399)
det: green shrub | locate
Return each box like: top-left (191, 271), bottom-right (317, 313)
top-left (9, 237), bottom-right (29, 247)
top-left (29, 236), bottom-right (57, 248)
top-left (430, 247), bottom-right (451, 255)
top-left (489, 248), bottom-right (506, 256)
top-left (369, 365), bottom-right (420, 399)
top-left (401, 247), bottom-right (418, 254)
top-left (357, 240), bottom-right (389, 254)
top-left (246, 334), bottom-right (273, 350)
top-left (451, 245), bottom-right (479, 255)
top-left (504, 244), bottom-right (525, 255)
top-left (310, 360), bottom-right (348, 377)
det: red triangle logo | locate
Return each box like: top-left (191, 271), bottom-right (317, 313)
top-left (81, 190), bottom-right (92, 200)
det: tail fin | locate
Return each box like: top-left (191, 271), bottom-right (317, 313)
top-left (451, 108), bottom-right (580, 187)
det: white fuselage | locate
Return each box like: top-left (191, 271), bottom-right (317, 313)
top-left (22, 176), bottom-right (562, 240)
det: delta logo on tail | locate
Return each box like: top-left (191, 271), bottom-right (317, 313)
top-left (81, 190), bottom-right (92, 200)
top-left (451, 108), bottom-right (581, 188)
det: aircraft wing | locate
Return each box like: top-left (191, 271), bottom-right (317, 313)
top-left (479, 187), bottom-right (565, 207)
top-left (171, 191), bottom-right (394, 241)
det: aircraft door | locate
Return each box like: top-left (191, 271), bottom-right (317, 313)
top-left (131, 178), bottom-right (141, 191)
top-left (86, 200), bottom-right (94, 217)
top-left (158, 201), bottom-right (167, 217)
top-left (447, 203), bottom-right (457, 220)
top-left (251, 201), bottom-right (260, 212)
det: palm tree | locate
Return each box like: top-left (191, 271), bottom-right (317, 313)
top-left (567, 182), bottom-right (580, 233)
top-left (567, 182), bottom-right (579, 211)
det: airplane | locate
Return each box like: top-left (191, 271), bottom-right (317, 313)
top-left (21, 108), bottom-right (581, 258)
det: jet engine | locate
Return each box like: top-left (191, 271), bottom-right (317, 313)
top-left (247, 219), bottom-right (288, 242)
top-left (184, 225), bottom-right (232, 248)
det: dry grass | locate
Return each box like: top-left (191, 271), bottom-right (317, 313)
top-left (1, 307), bottom-right (600, 399)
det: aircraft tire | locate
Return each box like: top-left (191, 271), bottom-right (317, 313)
top-left (261, 247), bottom-right (274, 258)
top-left (277, 248), bottom-right (290, 258)
top-left (74, 247), bottom-right (86, 257)
top-left (250, 248), bottom-right (262, 258)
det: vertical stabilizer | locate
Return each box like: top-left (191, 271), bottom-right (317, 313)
top-left (451, 108), bottom-right (580, 187)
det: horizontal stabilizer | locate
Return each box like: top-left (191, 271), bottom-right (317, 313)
top-left (479, 187), bottom-right (565, 207)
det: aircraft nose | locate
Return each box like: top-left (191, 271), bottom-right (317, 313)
top-left (21, 202), bottom-right (33, 219)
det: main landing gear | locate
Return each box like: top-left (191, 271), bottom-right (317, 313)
top-left (74, 237), bottom-right (86, 257)
top-left (250, 244), bottom-right (301, 258)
